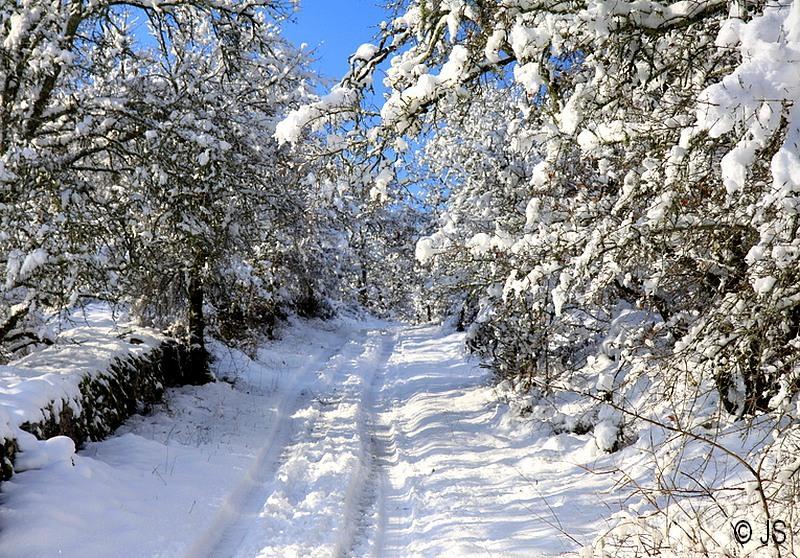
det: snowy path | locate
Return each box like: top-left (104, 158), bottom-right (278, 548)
top-left (191, 331), bottom-right (380, 557)
top-left (208, 328), bottom-right (397, 558)
top-left (374, 327), bottom-right (620, 557)
top-left (0, 320), bottom-right (626, 558)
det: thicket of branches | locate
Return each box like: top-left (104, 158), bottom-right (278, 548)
top-left (0, 0), bottom-right (421, 368)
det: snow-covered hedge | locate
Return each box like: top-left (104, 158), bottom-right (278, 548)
top-left (0, 322), bottom-right (206, 480)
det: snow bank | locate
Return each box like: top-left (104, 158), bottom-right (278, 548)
top-left (0, 305), bottom-right (197, 480)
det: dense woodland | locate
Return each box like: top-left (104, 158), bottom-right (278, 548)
top-left (2, 0), bottom-right (800, 554)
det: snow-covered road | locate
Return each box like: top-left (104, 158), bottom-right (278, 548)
top-left (0, 320), bottom-right (625, 557)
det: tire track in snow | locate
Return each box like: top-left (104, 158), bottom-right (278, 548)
top-left (205, 327), bottom-right (395, 558)
top-left (336, 329), bottom-right (398, 558)
top-left (187, 331), bottom-right (368, 558)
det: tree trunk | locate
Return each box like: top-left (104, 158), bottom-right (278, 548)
top-left (187, 272), bottom-right (212, 384)
top-left (456, 298), bottom-right (468, 332)
top-left (358, 266), bottom-right (368, 306)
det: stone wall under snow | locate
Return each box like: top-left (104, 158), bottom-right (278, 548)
top-left (0, 312), bottom-right (208, 480)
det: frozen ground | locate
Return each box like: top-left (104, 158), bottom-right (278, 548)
top-left (0, 318), bottom-right (633, 557)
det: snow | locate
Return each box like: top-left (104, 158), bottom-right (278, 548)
top-left (592, 419), bottom-right (619, 453)
top-left (600, 0), bottom-right (727, 29)
top-left (513, 62), bottom-right (544, 95)
top-left (0, 319), bottom-right (633, 557)
top-left (353, 43), bottom-right (379, 61)
top-left (509, 19), bottom-right (549, 61)
top-left (752, 275), bottom-right (777, 294)
top-left (444, 0), bottom-right (465, 42)
top-left (558, 84), bottom-right (585, 135)
top-left (415, 235), bottom-right (445, 263)
top-left (0, 304), bottom-right (163, 441)
top-left (4, 251), bottom-right (22, 290)
top-left (467, 232), bottom-right (492, 255)
top-left (3, 9), bottom-right (41, 50)
top-left (0, 317), bottom-right (354, 558)
top-left (369, 168), bottom-right (393, 202)
top-left (380, 46), bottom-right (473, 131)
top-left (375, 326), bottom-right (625, 556)
top-left (438, 45), bottom-right (470, 83)
top-left (275, 86), bottom-right (357, 145)
top-left (18, 248), bottom-right (48, 280)
top-left (485, 28), bottom-right (506, 63)
top-left (690, 0), bottom-right (800, 278)
top-left (13, 432), bottom-right (75, 472)
top-left (525, 196), bottom-right (542, 228)
top-left (392, 6), bottom-right (422, 31)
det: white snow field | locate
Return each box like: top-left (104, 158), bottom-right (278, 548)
top-left (0, 319), bottom-right (631, 557)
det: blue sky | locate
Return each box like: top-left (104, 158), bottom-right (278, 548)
top-left (283, 0), bottom-right (390, 87)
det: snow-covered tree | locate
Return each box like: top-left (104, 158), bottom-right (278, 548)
top-left (105, 7), bottom-right (315, 370)
top-left (0, 2), bottom-right (148, 353)
top-left (0, 1), bottom-right (331, 364)
top-left (277, 84), bottom-right (429, 320)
